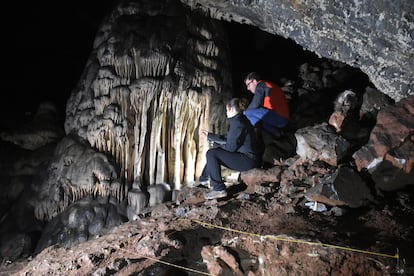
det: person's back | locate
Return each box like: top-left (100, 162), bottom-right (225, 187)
top-left (226, 112), bottom-right (258, 161)
top-left (244, 72), bottom-right (290, 135)
top-left (261, 81), bottom-right (289, 121)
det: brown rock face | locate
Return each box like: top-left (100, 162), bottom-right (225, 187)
top-left (353, 96), bottom-right (414, 191)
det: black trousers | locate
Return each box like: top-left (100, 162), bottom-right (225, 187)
top-left (200, 148), bottom-right (258, 191)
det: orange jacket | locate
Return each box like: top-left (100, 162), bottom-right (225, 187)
top-left (247, 81), bottom-right (290, 119)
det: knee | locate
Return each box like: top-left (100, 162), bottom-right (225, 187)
top-left (206, 148), bottom-right (216, 159)
top-left (244, 109), bottom-right (254, 116)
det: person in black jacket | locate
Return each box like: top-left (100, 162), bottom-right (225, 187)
top-left (199, 98), bottom-right (260, 200)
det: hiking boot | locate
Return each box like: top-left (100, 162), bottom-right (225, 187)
top-left (204, 190), bottom-right (227, 200)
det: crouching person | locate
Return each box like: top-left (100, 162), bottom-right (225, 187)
top-left (200, 98), bottom-right (260, 200)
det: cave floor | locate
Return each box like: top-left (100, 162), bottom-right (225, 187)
top-left (1, 184), bottom-right (413, 275)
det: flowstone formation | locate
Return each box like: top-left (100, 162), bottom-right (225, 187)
top-left (64, 0), bottom-right (232, 194)
top-left (33, 136), bottom-right (122, 222)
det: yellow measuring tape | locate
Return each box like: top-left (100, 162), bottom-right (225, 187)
top-left (191, 219), bottom-right (399, 259)
top-left (142, 255), bottom-right (213, 276)
top-left (121, 218), bottom-right (400, 276)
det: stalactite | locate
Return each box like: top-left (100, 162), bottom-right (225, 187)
top-left (113, 54), bottom-right (134, 82)
top-left (111, 86), bottom-right (131, 119)
top-left (196, 54), bottom-right (218, 69)
top-left (155, 92), bottom-right (169, 184)
top-left (148, 96), bottom-right (158, 185)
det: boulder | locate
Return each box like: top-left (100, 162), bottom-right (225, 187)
top-left (295, 123), bottom-right (350, 166)
top-left (305, 166), bottom-right (372, 208)
top-left (353, 96), bottom-right (414, 191)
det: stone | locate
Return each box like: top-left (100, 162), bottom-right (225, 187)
top-left (127, 189), bottom-right (149, 220)
top-left (353, 96), bottom-right (414, 191)
top-left (305, 166), bottom-right (372, 208)
top-left (201, 245), bottom-right (244, 276)
top-left (328, 90), bottom-right (358, 132)
top-left (35, 198), bottom-right (123, 253)
top-left (33, 136), bottom-right (120, 221)
top-left (295, 123), bottom-right (350, 166)
top-left (147, 183), bottom-right (172, 207)
top-left (240, 167), bottom-right (281, 193)
top-left (359, 86), bottom-right (393, 122)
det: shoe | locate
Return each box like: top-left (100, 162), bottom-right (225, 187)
top-left (204, 190), bottom-right (227, 200)
top-left (198, 180), bottom-right (211, 189)
top-left (198, 177), bottom-right (211, 188)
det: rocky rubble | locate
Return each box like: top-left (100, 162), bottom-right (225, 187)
top-left (2, 182), bottom-right (412, 275)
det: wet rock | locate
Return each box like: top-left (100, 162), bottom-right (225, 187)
top-left (305, 166), bottom-right (372, 208)
top-left (295, 123), bottom-right (350, 166)
top-left (353, 96), bottom-right (414, 191)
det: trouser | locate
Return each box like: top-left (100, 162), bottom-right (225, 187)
top-left (244, 108), bottom-right (288, 133)
top-left (200, 148), bottom-right (258, 191)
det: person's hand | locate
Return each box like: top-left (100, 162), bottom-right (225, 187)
top-left (201, 130), bottom-right (209, 136)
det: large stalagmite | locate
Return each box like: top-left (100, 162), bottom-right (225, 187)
top-left (64, 0), bottom-right (231, 194)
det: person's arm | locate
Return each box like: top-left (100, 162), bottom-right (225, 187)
top-left (207, 133), bottom-right (226, 145)
top-left (222, 120), bottom-right (244, 152)
top-left (247, 84), bottom-right (267, 109)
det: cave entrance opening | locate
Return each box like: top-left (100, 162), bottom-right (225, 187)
top-left (225, 21), bottom-right (370, 107)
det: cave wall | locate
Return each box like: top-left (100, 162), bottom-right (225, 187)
top-left (180, 0), bottom-right (414, 101)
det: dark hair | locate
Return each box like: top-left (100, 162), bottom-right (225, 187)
top-left (245, 72), bottom-right (261, 82)
top-left (226, 98), bottom-right (242, 113)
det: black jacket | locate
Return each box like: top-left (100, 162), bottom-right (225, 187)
top-left (207, 113), bottom-right (259, 160)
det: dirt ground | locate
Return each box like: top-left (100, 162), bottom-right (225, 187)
top-left (1, 180), bottom-right (412, 276)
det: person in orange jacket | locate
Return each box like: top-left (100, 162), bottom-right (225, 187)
top-left (244, 72), bottom-right (290, 135)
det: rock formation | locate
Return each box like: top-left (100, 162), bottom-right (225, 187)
top-left (64, 0), bottom-right (232, 193)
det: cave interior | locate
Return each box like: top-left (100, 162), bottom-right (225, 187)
top-left (4, 5), bottom-right (370, 131)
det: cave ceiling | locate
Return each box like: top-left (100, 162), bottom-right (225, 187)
top-left (179, 0), bottom-right (414, 101)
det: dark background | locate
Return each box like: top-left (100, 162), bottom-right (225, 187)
top-left (2, 1), bottom-right (317, 129)
top-left (3, 1), bottom-right (118, 128)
